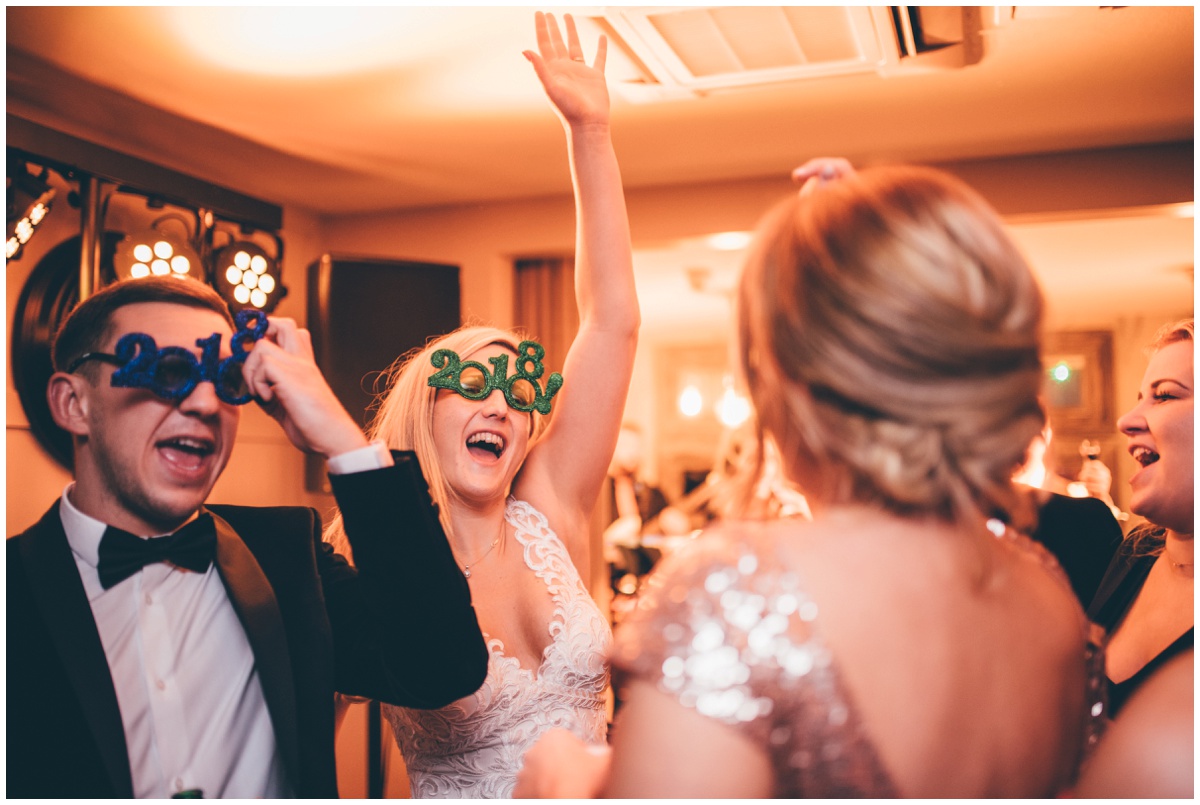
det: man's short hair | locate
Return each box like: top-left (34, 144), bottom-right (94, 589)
top-left (52, 277), bottom-right (235, 374)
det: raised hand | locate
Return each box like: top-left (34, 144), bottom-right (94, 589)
top-left (240, 317), bottom-right (368, 458)
top-left (523, 11), bottom-right (610, 128)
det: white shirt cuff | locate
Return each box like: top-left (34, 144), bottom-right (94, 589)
top-left (326, 440), bottom-right (394, 476)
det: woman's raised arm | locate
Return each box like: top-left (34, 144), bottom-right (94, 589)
top-left (520, 12), bottom-right (639, 546)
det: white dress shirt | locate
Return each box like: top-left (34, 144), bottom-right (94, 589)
top-left (59, 441), bottom-right (392, 798)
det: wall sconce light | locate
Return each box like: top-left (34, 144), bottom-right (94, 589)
top-left (211, 229), bottom-right (286, 313)
top-left (676, 373), bottom-right (752, 426)
top-left (6, 162), bottom-right (56, 262)
top-left (705, 231), bottom-right (753, 251)
top-left (714, 376), bottom-right (752, 428)
top-left (678, 384), bottom-right (703, 417)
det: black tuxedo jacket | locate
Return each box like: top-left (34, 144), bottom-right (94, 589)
top-left (7, 452), bottom-right (488, 798)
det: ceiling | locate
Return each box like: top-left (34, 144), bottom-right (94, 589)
top-left (5, 5), bottom-right (1195, 330)
top-left (6, 5), bottom-right (1193, 213)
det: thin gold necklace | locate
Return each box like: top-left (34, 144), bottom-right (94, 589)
top-left (461, 519), bottom-right (505, 579)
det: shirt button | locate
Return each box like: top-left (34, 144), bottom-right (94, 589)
top-left (144, 593), bottom-right (153, 606)
top-left (155, 679), bottom-right (166, 691)
top-left (175, 778), bottom-right (184, 791)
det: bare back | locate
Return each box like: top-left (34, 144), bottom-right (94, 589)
top-left (773, 509), bottom-right (1095, 796)
top-left (610, 507), bottom-right (1101, 797)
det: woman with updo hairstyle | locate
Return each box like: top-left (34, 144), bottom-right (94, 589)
top-left (514, 160), bottom-right (1105, 799)
top-left (738, 164), bottom-right (1048, 531)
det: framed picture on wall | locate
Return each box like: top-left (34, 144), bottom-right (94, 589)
top-left (1042, 329), bottom-right (1118, 484)
top-left (1042, 330), bottom-right (1113, 433)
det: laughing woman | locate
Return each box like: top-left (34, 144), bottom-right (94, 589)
top-left (325, 12), bottom-right (636, 798)
top-left (1086, 319), bottom-right (1193, 715)
top-left (1073, 319), bottom-right (1193, 797)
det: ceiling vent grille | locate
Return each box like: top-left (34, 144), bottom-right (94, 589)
top-left (599, 6), bottom-right (900, 97)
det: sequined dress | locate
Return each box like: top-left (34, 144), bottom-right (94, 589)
top-left (384, 499), bottom-right (612, 798)
top-left (611, 524), bottom-right (1107, 797)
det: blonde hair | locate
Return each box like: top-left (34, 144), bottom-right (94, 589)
top-left (324, 325), bottom-right (550, 557)
top-left (737, 165), bottom-right (1045, 528)
top-left (1150, 317), bottom-right (1193, 352)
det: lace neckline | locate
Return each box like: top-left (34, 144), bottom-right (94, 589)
top-left (482, 498), bottom-right (582, 683)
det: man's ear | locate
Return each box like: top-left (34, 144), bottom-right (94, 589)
top-left (47, 371), bottom-right (92, 437)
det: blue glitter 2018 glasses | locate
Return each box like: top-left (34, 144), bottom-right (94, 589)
top-left (67, 309), bottom-right (268, 406)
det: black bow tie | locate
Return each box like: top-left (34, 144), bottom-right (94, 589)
top-left (97, 513), bottom-right (217, 590)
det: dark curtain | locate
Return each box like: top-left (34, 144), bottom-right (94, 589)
top-left (512, 256), bottom-right (609, 599)
top-left (513, 256), bottom-right (577, 379)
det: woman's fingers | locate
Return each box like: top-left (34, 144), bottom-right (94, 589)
top-left (545, 12), bottom-right (567, 57)
top-left (533, 12), bottom-right (601, 70)
top-left (593, 32), bottom-right (608, 72)
top-left (537, 11), bottom-right (588, 62)
top-left (534, 10), bottom-right (554, 58)
top-left (565, 13), bottom-right (584, 61)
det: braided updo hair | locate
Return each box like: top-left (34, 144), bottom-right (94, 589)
top-left (737, 165), bottom-right (1045, 528)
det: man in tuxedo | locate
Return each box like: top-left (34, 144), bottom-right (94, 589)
top-left (7, 277), bottom-right (488, 797)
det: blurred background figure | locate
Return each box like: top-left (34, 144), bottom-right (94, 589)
top-left (606, 421), bottom-right (813, 620)
top-left (1014, 421), bottom-right (1125, 606)
top-left (1075, 438), bottom-right (1120, 517)
top-left (1012, 425), bottom-right (1121, 516)
top-left (604, 422), bottom-right (670, 600)
top-left (692, 424), bottom-right (813, 523)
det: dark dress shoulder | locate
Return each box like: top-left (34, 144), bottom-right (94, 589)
top-left (1087, 529), bottom-right (1195, 717)
top-left (1031, 494), bottom-right (1124, 607)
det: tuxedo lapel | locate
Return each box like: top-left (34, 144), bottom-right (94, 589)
top-left (209, 510), bottom-right (302, 789)
top-left (17, 503), bottom-right (134, 798)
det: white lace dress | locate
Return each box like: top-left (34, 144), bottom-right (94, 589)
top-left (383, 498), bottom-right (612, 798)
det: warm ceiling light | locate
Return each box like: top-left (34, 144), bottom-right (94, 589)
top-left (214, 241), bottom-right (283, 313)
top-left (113, 229), bottom-right (202, 281)
top-left (706, 231), bottom-right (753, 251)
top-left (166, 7), bottom-right (422, 77)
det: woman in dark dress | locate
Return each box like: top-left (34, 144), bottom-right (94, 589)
top-left (1086, 318), bottom-right (1193, 716)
